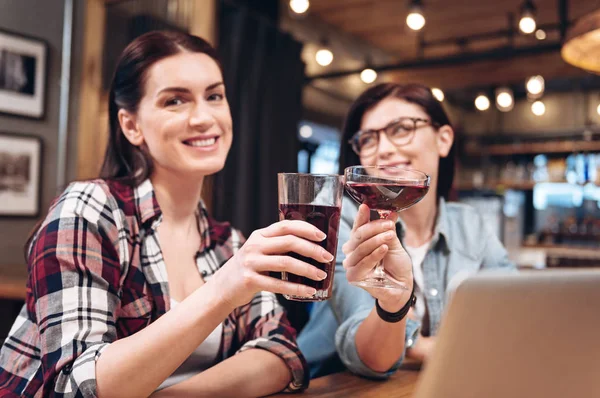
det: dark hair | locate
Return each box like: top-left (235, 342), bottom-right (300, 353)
top-left (99, 30), bottom-right (222, 186)
top-left (338, 83), bottom-right (456, 200)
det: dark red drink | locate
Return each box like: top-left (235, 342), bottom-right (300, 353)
top-left (278, 203), bottom-right (341, 301)
top-left (344, 182), bottom-right (429, 212)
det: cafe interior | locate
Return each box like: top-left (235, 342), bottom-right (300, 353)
top-left (1, 0), bottom-right (599, 396)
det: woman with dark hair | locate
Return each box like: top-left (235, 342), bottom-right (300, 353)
top-left (298, 83), bottom-right (515, 378)
top-left (0, 31), bottom-right (319, 397)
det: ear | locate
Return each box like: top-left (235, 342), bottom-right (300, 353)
top-left (118, 109), bottom-right (144, 146)
top-left (436, 125), bottom-right (454, 158)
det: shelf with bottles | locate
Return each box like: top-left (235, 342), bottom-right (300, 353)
top-left (456, 152), bottom-right (600, 192)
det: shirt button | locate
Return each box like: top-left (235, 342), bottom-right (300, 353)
top-left (407, 339), bottom-right (414, 347)
top-left (430, 288), bottom-right (438, 297)
top-left (201, 270), bottom-right (208, 277)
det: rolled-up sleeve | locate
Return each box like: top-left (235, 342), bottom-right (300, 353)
top-left (236, 291), bottom-right (309, 392)
top-left (28, 182), bottom-right (122, 397)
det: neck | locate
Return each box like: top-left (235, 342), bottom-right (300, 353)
top-left (150, 167), bottom-right (204, 226)
top-left (400, 186), bottom-right (439, 247)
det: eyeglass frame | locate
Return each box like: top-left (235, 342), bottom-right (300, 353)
top-left (348, 116), bottom-right (440, 157)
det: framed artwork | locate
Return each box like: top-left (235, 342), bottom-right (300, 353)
top-left (0, 132), bottom-right (42, 217)
top-left (0, 29), bottom-right (48, 119)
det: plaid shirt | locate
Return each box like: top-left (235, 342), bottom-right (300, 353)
top-left (0, 179), bottom-right (308, 397)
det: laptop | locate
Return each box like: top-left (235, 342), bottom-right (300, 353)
top-left (413, 269), bottom-right (600, 398)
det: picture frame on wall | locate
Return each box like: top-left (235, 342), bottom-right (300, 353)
top-left (0, 132), bottom-right (42, 217)
top-left (0, 29), bottom-right (48, 119)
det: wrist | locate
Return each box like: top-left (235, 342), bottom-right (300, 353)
top-left (375, 286), bottom-right (416, 323)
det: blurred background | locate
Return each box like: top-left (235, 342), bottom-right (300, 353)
top-left (1, 0), bottom-right (600, 337)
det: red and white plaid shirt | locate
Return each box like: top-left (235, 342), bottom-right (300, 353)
top-left (0, 179), bottom-right (308, 397)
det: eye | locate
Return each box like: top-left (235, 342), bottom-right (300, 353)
top-left (358, 132), bottom-right (377, 148)
top-left (207, 92), bottom-right (224, 101)
top-left (389, 121), bottom-right (413, 137)
top-left (164, 96), bottom-right (185, 107)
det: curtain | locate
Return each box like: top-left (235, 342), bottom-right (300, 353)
top-left (213, 2), bottom-right (304, 237)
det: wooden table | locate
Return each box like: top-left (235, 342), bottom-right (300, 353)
top-left (271, 366), bottom-right (421, 397)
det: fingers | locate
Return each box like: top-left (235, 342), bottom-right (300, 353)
top-left (253, 274), bottom-right (318, 298)
top-left (262, 235), bottom-right (334, 263)
top-left (343, 218), bottom-right (396, 254)
top-left (351, 204), bottom-right (371, 232)
top-left (343, 229), bottom-right (396, 269)
top-left (254, 255), bottom-right (328, 282)
top-left (259, 220), bottom-right (326, 242)
top-left (346, 244), bottom-right (389, 282)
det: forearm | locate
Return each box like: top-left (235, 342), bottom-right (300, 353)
top-left (355, 308), bottom-right (407, 373)
top-left (152, 349), bottom-right (292, 398)
top-left (96, 279), bottom-right (233, 398)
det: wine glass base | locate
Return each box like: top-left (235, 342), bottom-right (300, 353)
top-left (351, 276), bottom-right (409, 290)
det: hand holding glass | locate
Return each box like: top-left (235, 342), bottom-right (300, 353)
top-left (344, 165), bottom-right (430, 290)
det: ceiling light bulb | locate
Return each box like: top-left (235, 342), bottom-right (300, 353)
top-left (360, 68), bottom-right (377, 84)
top-left (432, 88), bottom-right (444, 102)
top-left (519, 16), bottom-right (536, 34)
top-left (535, 29), bottom-right (546, 40)
top-left (406, 12), bottom-right (425, 31)
top-left (289, 0), bottom-right (309, 14)
top-left (315, 48), bottom-right (333, 66)
top-left (299, 125), bottom-right (313, 138)
top-left (496, 88), bottom-right (514, 112)
top-left (526, 75), bottom-right (545, 96)
top-left (597, 104), bottom-right (600, 116)
top-left (531, 100), bottom-right (546, 116)
top-left (475, 95), bottom-right (490, 111)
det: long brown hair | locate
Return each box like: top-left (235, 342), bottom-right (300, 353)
top-left (338, 83), bottom-right (455, 200)
top-left (99, 30), bottom-right (222, 186)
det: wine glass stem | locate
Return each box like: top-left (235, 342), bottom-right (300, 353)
top-left (376, 210), bottom-right (392, 279)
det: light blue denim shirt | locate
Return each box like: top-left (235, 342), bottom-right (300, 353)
top-left (298, 196), bottom-right (516, 379)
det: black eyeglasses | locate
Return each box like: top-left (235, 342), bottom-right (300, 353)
top-left (348, 117), bottom-right (439, 157)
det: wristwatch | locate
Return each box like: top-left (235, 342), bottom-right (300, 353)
top-left (375, 286), bottom-right (416, 323)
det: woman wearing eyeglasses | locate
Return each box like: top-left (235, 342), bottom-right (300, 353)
top-left (298, 83), bottom-right (515, 379)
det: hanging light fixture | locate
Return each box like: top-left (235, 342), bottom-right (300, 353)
top-left (475, 94), bottom-right (490, 111)
top-left (561, 9), bottom-right (600, 74)
top-left (406, 0), bottom-right (426, 31)
top-left (531, 100), bottom-right (546, 116)
top-left (315, 40), bottom-right (333, 67)
top-left (289, 0), bottom-right (310, 15)
top-left (495, 87), bottom-right (514, 112)
top-left (431, 88), bottom-right (444, 102)
top-left (597, 103), bottom-right (600, 116)
top-left (526, 75), bottom-right (545, 98)
top-left (519, 0), bottom-right (537, 34)
top-left (360, 68), bottom-right (377, 84)
top-left (535, 29), bottom-right (546, 40)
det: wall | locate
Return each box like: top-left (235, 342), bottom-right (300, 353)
top-left (0, 0), bottom-right (85, 278)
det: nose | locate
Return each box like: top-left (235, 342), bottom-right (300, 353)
top-left (376, 131), bottom-right (396, 160)
top-left (189, 102), bottom-right (215, 132)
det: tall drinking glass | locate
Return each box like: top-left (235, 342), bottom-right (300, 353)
top-left (278, 173), bottom-right (344, 301)
top-left (344, 165), bottom-right (430, 290)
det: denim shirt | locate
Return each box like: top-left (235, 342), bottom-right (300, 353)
top-left (298, 196), bottom-right (516, 379)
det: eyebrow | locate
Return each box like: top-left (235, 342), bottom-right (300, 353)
top-left (156, 82), bottom-right (224, 96)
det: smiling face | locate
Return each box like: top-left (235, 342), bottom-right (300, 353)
top-left (118, 51), bottom-right (232, 179)
top-left (358, 96), bottom-right (454, 189)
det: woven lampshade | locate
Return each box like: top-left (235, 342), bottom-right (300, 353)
top-left (561, 9), bottom-right (600, 74)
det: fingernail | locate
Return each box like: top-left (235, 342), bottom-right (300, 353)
top-left (379, 244), bottom-right (388, 252)
top-left (317, 270), bottom-right (327, 280)
top-left (384, 230), bottom-right (395, 239)
top-left (385, 221), bottom-right (394, 229)
top-left (305, 287), bottom-right (317, 296)
top-left (323, 251), bottom-right (334, 262)
top-left (316, 230), bottom-right (327, 241)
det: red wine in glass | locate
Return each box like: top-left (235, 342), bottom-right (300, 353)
top-left (344, 182), bottom-right (429, 213)
top-left (279, 203), bottom-right (341, 301)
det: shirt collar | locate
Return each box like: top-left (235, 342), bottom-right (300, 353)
top-left (396, 197), bottom-right (452, 252)
top-left (133, 179), bottom-right (213, 250)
